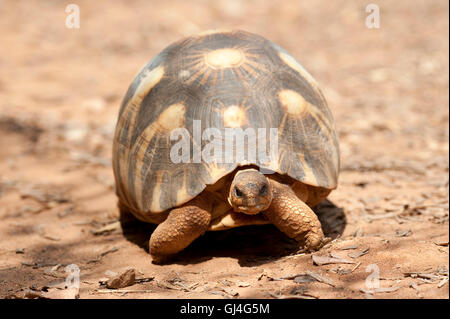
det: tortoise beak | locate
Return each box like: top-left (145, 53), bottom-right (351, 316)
top-left (236, 204), bottom-right (267, 215)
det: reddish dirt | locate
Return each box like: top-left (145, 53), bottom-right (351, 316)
top-left (0, 0), bottom-right (448, 299)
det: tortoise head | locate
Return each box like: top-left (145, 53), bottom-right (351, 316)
top-left (228, 169), bottom-right (273, 215)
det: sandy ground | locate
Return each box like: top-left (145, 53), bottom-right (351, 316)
top-left (0, 0), bottom-right (448, 299)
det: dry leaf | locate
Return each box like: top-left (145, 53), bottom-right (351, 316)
top-left (348, 247), bottom-right (370, 259)
top-left (106, 269), bottom-right (136, 289)
top-left (92, 221), bottom-right (121, 235)
top-left (312, 254), bottom-right (355, 266)
top-left (304, 271), bottom-right (335, 287)
top-left (361, 286), bottom-right (399, 294)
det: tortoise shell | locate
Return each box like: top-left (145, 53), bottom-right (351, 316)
top-left (113, 29), bottom-right (340, 216)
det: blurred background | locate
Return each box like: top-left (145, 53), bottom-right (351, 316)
top-left (0, 0), bottom-right (448, 299)
top-left (1, 0), bottom-right (448, 166)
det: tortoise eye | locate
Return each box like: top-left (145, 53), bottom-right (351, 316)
top-left (234, 187), bottom-right (243, 197)
top-left (259, 184), bottom-right (268, 196)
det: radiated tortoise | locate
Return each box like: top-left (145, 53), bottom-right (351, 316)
top-left (112, 30), bottom-right (340, 262)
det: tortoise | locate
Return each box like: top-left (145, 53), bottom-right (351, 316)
top-left (112, 29), bottom-right (340, 262)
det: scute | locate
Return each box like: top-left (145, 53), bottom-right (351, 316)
top-left (112, 30), bottom-right (340, 215)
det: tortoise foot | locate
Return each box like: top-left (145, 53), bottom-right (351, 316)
top-left (149, 199), bottom-right (211, 262)
top-left (264, 179), bottom-right (325, 252)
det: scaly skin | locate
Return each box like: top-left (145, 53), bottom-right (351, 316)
top-left (148, 172), bottom-right (326, 262)
top-left (149, 197), bottom-right (211, 263)
top-left (263, 179), bottom-right (325, 251)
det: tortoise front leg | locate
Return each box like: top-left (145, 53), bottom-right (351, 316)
top-left (263, 179), bottom-right (325, 252)
top-left (149, 198), bottom-right (211, 263)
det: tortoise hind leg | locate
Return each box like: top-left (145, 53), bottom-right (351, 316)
top-left (263, 179), bottom-right (326, 252)
top-left (149, 197), bottom-right (211, 263)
